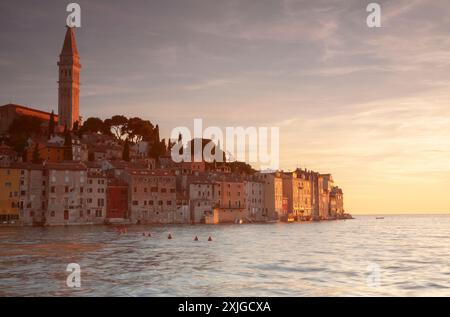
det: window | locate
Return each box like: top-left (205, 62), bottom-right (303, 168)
top-left (132, 201), bottom-right (138, 206)
top-left (167, 201), bottom-right (172, 206)
top-left (65, 186), bottom-right (69, 193)
top-left (64, 210), bottom-right (69, 220)
top-left (51, 211), bottom-right (55, 217)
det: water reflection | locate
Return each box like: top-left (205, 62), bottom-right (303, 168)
top-left (1, 215), bottom-right (450, 296)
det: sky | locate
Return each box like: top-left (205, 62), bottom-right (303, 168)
top-left (1, 0), bottom-right (450, 214)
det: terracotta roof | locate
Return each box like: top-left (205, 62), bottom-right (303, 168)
top-left (12, 162), bottom-right (45, 170)
top-left (44, 161), bottom-right (87, 171)
top-left (127, 169), bottom-right (174, 177)
top-left (0, 103), bottom-right (58, 118)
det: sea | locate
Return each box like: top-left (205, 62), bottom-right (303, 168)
top-left (1, 215), bottom-right (449, 296)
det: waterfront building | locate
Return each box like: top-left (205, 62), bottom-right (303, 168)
top-left (0, 166), bottom-right (21, 223)
top-left (106, 177), bottom-right (129, 221)
top-left (244, 178), bottom-right (265, 222)
top-left (18, 163), bottom-right (46, 226)
top-left (330, 186), bottom-right (344, 217)
top-left (45, 162), bottom-right (87, 225)
top-left (281, 171), bottom-right (303, 220)
top-left (319, 174), bottom-right (334, 219)
top-left (255, 171), bottom-right (283, 220)
top-left (122, 169), bottom-right (177, 224)
top-left (84, 171), bottom-right (107, 224)
top-left (212, 177), bottom-right (246, 223)
top-left (189, 180), bottom-right (214, 223)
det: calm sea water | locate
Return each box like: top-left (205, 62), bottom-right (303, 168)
top-left (1, 215), bottom-right (450, 296)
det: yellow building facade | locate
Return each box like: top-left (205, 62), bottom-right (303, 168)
top-left (0, 167), bottom-right (21, 223)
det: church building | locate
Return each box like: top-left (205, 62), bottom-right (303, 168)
top-left (0, 27), bottom-right (81, 133)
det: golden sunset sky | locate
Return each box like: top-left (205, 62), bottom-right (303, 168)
top-left (1, 0), bottom-right (450, 213)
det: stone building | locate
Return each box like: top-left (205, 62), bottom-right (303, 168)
top-left (45, 162), bottom-right (87, 225)
top-left (330, 186), bottom-right (344, 217)
top-left (18, 163), bottom-right (47, 226)
top-left (84, 171), bottom-right (107, 224)
top-left (0, 166), bottom-right (21, 223)
top-left (212, 177), bottom-right (246, 223)
top-left (189, 180), bottom-right (214, 223)
top-left (122, 169), bottom-right (179, 224)
top-left (0, 104), bottom-right (58, 134)
top-left (281, 171), bottom-right (302, 220)
top-left (244, 178), bottom-right (265, 222)
top-left (106, 177), bottom-right (129, 221)
top-left (255, 171), bottom-right (283, 220)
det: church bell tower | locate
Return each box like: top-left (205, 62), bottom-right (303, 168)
top-left (58, 27), bottom-right (81, 129)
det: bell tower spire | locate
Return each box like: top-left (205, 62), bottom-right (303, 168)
top-left (58, 26), bottom-right (81, 129)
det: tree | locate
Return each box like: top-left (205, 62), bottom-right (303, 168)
top-left (187, 138), bottom-right (225, 162)
top-left (148, 139), bottom-right (167, 160)
top-left (122, 140), bottom-right (130, 162)
top-left (72, 120), bottom-right (79, 132)
top-left (124, 117), bottom-right (154, 143)
top-left (64, 127), bottom-right (73, 161)
top-left (153, 124), bottom-right (160, 143)
top-left (48, 110), bottom-right (55, 139)
top-left (79, 117), bottom-right (104, 134)
top-left (104, 115), bottom-right (128, 140)
top-left (7, 116), bottom-right (43, 157)
top-left (32, 143), bottom-right (41, 164)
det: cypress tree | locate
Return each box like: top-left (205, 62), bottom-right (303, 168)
top-left (48, 110), bottom-right (55, 139)
top-left (123, 140), bottom-right (130, 162)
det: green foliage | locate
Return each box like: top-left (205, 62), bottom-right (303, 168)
top-left (7, 116), bottom-right (43, 154)
top-left (148, 139), bottom-right (167, 160)
top-left (104, 115), bottom-right (128, 139)
top-left (79, 117), bottom-right (104, 134)
top-left (226, 161), bottom-right (256, 175)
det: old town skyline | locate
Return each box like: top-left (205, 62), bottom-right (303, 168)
top-left (1, 0), bottom-right (450, 214)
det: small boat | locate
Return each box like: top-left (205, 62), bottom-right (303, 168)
top-left (376, 217), bottom-right (384, 220)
